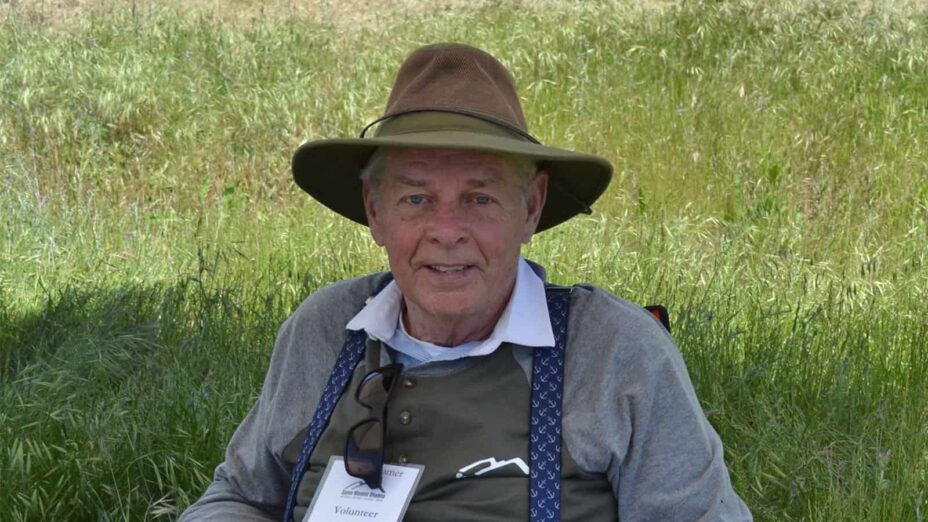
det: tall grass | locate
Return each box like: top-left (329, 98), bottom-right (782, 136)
top-left (2, 0), bottom-right (926, 520)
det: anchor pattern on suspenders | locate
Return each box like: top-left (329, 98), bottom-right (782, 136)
top-left (283, 278), bottom-right (570, 522)
top-left (530, 286), bottom-right (569, 521)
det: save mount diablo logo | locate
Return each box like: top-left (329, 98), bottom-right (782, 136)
top-left (341, 480), bottom-right (386, 501)
top-left (339, 468), bottom-right (406, 501)
top-left (455, 457), bottom-right (529, 479)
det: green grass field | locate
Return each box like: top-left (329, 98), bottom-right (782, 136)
top-left (2, 0), bottom-right (926, 519)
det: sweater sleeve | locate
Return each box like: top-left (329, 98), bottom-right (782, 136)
top-left (177, 403), bottom-right (288, 521)
top-left (178, 276), bottom-right (378, 521)
top-left (562, 286), bottom-right (752, 521)
top-left (177, 315), bottom-right (302, 522)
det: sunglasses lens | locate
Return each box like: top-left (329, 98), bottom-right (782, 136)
top-left (356, 365), bottom-right (401, 409)
top-left (345, 418), bottom-right (383, 487)
top-left (345, 364), bottom-right (402, 489)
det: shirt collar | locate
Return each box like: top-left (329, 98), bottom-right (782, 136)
top-left (346, 258), bottom-right (555, 357)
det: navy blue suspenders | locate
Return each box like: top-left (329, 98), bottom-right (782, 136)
top-left (530, 286), bottom-right (570, 521)
top-left (283, 281), bottom-right (571, 522)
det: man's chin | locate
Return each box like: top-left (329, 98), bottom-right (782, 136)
top-left (405, 296), bottom-right (488, 328)
top-left (418, 299), bottom-right (482, 322)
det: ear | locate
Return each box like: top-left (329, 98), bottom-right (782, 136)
top-left (522, 171), bottom-right (548, 244)
top-left (362, 180), bottom-right (385, 247)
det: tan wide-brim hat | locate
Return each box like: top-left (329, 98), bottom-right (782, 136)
top-left (292, 43), bottom-right (613, 232)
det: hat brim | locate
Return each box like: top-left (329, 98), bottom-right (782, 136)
top-left (292, 130), bottom-right (613, 232)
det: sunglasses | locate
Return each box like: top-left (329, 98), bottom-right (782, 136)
top-left (344, 363), bottom-right (403, 489)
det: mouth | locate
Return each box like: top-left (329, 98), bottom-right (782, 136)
top-left (427, 264), bottom-right (469, 273)
top-left (418, 263), bottom-right (478, 287)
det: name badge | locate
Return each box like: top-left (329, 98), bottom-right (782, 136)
top-left (303, 456), bottom-right (424, 522)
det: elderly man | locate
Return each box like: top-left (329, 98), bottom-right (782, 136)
top-left (181, 43), bottom-right (752, 521)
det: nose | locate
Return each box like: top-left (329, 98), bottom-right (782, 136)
top-left (425, 201), bottom-right (468, 246)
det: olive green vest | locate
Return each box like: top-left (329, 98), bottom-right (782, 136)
top-left (285, 342), bottom-right (617, 521)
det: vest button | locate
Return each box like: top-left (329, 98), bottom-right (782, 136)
top-left (402, 378), bottom-right (416, 389)
top-left (398, 455), bottom-right (409, 464)
top-left (399, 411), bottom-right (412, 425)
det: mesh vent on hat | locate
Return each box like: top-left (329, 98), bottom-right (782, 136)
top-left (383, 43), bottom-right (528, 134)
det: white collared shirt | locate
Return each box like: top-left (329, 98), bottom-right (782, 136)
top-left (346, 258), bottom-right (555, 365)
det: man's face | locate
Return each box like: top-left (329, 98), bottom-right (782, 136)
top-left (363, 148), bottom-right (547, 341)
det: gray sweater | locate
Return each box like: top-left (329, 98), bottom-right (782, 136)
top-left (180, 272), bottom-right (752, 521)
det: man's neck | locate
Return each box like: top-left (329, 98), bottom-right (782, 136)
top-left (401, 294), bottom-right (510, 347)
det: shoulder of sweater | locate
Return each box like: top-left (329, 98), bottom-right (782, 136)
top-left (288, 272), bottom-right (387, 327)
top-left (278, 272), bottom-right (391, 342)
top-left (262, 272), bottom-right (391, 398)
top-left (567, 283), bottom-right (667, 332)
top-left (565, 283), bottom-right (678, 365)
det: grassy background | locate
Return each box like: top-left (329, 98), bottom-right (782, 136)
top-left (2, 0), bottom-right (927, 519)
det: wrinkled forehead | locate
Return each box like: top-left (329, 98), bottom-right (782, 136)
top-left (382, 147), bottom-right (519, 179)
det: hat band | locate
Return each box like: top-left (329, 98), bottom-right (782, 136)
top-left (362, 111), bottom-right (540, 144)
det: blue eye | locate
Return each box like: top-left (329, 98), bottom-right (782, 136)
top-left (406, 195), bottom-right (425, 205)
top-left (474, 195), bottom-right (492, 205)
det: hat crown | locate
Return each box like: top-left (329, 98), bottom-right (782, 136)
top-left (383, 43), bottom-right (529, 134)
